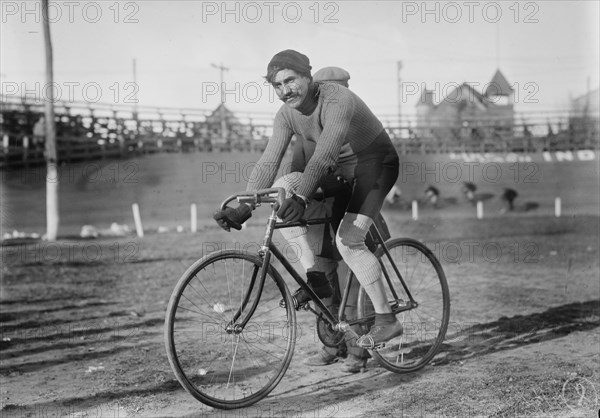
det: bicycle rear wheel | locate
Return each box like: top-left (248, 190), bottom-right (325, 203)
top-left (357, 238), bottom-right (450, 373)
top-left (165, 250), bottom-right (296, 409)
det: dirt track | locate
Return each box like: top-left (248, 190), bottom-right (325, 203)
top-left (1, 213), bottom-right (598, 417)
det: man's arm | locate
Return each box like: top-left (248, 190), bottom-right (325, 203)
top-left (296, 94), bottom-right (354, 198)
top-left (246, 111), bottom-right (294, 192)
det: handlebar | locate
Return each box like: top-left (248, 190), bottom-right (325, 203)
top-left (220, 187), bottom-right (286, 211)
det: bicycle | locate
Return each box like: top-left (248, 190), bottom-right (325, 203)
top-left (164, 187), bottom-right (450, 410)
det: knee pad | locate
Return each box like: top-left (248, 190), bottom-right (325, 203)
top-left (279, 225), bottom-right (308, 240)
top-left (335, 214), bottom-right (372, 256)
top-left (335, 214), bottom-right (382, 287)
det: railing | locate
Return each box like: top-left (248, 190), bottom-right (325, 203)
top-left (385, 117), bottom-right (599, 154)
top-left (1, 95), bottom-right (598, 168)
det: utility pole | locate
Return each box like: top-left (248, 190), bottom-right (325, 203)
top-left (132, 58), bottom-right (138, 123)
top-left (211, 62), bottom-right (229, 142)
top-left (397, 60), bottom-right (403, 128)
top-left (496, 23), bottom-right (500, 69)
top-left (586, 75), bottom-right (591, 115)
top-left (42, 0), bottom-right (59, 241)
top-left (585, 75), bottom-right (591, 139)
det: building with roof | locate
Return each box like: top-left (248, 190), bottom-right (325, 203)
top-left (567, 88), bottom-right (599, 149)
top-left (570, 88), bottom-right (599, 117)
top-left (415, 70), bottom-right (515, 146)
top-left (205, 103), bottom-right (250, 151)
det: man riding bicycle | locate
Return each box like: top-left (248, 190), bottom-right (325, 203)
top-left (214, 49), bottom-right (403, 351)
top-left (287, 65), bottom-right (373, 373)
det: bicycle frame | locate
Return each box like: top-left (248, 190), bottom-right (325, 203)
top-left (222, 188), bottom-right (418, 333)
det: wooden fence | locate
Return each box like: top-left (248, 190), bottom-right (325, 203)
top-left (1, 96), bottom-right (598, 169)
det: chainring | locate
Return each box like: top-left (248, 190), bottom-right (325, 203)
top-left (316, 315), bottom-right (346, 348)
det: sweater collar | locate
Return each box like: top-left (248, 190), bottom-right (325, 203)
top-left (295, 82), bottom-right (319, 116)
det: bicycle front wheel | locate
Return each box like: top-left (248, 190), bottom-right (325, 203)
top-left (165, 250), bottom-right (296, 409)
top-left (357, 238), bottom-right (450, 373)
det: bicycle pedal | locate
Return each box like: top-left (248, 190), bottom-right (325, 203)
top-left (280, 287), bottom-right (315, 311)
top-left (370, 342), bottom-right (387, 351)
top-left (304, 303), bottom-right (316, 313)
top-left (279, 296), bottom-right (309, 311)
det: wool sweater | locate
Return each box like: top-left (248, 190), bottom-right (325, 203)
top-left (246, 82), bottom-right (384, 198)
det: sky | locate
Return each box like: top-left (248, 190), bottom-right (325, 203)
top-left (1, 0), bottom-right (599, 121)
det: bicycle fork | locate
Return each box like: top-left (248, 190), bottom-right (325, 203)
top-left (224, 203), bottom-right (283, 335)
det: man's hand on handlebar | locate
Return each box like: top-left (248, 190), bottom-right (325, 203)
top-left (277, 194), bottom-right (306, 223)
top-left (213, 204), bottom-right (252, 231)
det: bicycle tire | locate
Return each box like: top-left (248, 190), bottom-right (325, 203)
top-left (356, 238), bottom-right (450, 373)
top-left (164, 250), bottom-right (296, 409)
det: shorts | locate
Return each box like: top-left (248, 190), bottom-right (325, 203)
top-left (343, 130), bottom-right (400, 218)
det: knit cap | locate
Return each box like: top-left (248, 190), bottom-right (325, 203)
top-left (267, 50), bottom-right (312, 76)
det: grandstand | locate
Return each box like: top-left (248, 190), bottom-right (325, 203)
top-left (1, 94), bottom-right (598, 169)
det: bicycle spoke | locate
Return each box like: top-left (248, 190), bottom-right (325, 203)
top-left (239, 337), bottom-right (287, 362)
top-left (189, 272), bottom-right (230, 321)
top-left (227, 334), bottom-right (240, 388)
top-left (180, 292), bottom-right (226, 324)
top-left (224, 259), bottom-right (234, 323)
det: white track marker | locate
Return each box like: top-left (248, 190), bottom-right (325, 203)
top-left (477, 201), bottom-right (483, 219)
top-left (191, 203), bottom-right (197, 233)
top-left (132, 203), bottom-right (144, 238)
top-left (555, 197), bottom-right (562, 218)
top-left (412, 200), bottom-right (418, 221)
